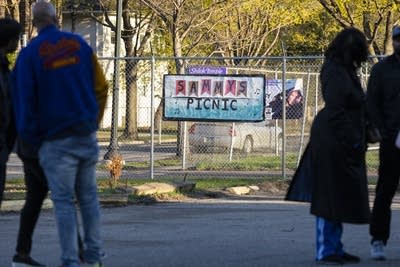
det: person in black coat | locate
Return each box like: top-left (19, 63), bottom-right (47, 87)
top-left (367, 25), bottom-right (400, 260)
top-left (286, 27), bottom-right (370, 265)
top-left (11, 138), bottom-right (48, 266)
top-left (0, 17), bottom-right (48, 267)
top-left (0, 18), bottom-right (20, 209)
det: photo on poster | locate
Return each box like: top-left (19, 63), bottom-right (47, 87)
top-left (265, 79), bottom-right (304, 120)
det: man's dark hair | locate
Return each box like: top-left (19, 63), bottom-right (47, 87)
top-left (0, 17), bottom-right (22, 47)
top-left (324, 27), bottom-right (368, 69)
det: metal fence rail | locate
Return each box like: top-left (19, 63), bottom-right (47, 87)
top-left (97, 56), bottom-right (380, 180)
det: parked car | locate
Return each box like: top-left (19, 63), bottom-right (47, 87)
top-left (188, 121), bottom-right (282, 153)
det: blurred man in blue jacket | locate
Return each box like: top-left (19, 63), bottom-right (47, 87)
top-left (12, 1), bottom-right (108, 267)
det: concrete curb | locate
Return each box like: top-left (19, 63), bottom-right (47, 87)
top-left (3, 184), bottom-right (399, 213)
top-left (1, 198), bottom-right (53, 212)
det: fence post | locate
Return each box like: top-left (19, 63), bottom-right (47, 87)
top-left (281, 43), bottom-right (287, 179)
top-left (182, 122), bottom-right (187, 170)
top-left (315, 74), bottom-right (319, 117)
top-left (297, 68), bottom-right (311, 166)
top-left (150, 55), bottom-right (155, 179)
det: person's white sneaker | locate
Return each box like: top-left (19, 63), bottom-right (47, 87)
top-left (371, 240), bottom-right (386, 260)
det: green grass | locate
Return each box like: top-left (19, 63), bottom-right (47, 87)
top-left (5, 178), bottom-right (25, 184)
top-left (99, 157), bottom-right (182, 170)
top-left (95, 177), bottom-right (274, 190)
top-left (194, 153), bottom-right (298, 171)
top-left (100, 153), bottom-right (293, 171)
top-left (193, 178), bottom-right (268, 190)
top-left (93, 177), bottom-right (274, 204)
top-left (97, 130), bottom-right (177, 143)
top-left (189, 152), bottom-right (300, 171)
top-left (366, 150), bottom-right (379, 171)
top-left (99, 149), bottom-right (379, 173)
top-left (6, 149), bottom-right (380, 201)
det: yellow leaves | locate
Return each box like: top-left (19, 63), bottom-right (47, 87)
top-left (321, 0), bottom-right (396, 22)
top-left (335, 0), bottom-right (351, 14)
top-left (225, 0), bottom-right (317, 28)
top-left (317, 0), bottom-right (399, 54)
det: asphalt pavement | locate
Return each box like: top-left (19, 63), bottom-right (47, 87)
top-left (2, 198), bottom-right (400, 267)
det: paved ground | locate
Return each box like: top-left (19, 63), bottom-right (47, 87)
top-left (2, 197), bottom-right (400, 267)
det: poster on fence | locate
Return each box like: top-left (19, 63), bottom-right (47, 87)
top-left (163, 74), bottom-right (265, 121)
top-left (265, 79), bottom-right (304, 120)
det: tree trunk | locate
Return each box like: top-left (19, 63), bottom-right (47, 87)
top-left (172, 21), bottom-right (185, 157)
top-left (6, 0), bottom-right (17, 18)
top-left (383, 11), bottom-right (394, 55)
top-left (0, 0), bottom-right (5, 17)
top-left (154, 101), bottom-right (163, 132)
top-left (122, 59), bottom-right (139, 140)
top-left (55, 0), bottom-right (63, 28)
top-left (119, 0), bottom-right (140, 140)
top-left (18, 0), bottom-right (33, 44)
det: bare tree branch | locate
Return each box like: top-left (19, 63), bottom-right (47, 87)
top-left (318, 0), bottom-right (352, 27)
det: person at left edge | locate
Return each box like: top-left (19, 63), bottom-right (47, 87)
top-left (0, 17), bottom-right (20, 209)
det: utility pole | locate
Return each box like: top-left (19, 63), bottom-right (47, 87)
top-left (104, 0), bottom-right (122, 159)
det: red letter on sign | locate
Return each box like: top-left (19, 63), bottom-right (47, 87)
top-left (201, 79), bottom-right (211, 95)
top-left (225, 80), bottom-right (236, 96)
top-left (176, 80), bottom-right (186, 96)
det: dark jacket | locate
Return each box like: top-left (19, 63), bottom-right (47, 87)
top-left (286, 59), bottom-right (370, 224)
top-left (0, 55), bottom-right (16, 164)
top-left (12, 25), bottom-right (107, 146)
top-left (366, 55), bottom-right (400, 139)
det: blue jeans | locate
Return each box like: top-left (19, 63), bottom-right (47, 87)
top-left (39, 133), bottom-right (102, 267)
top-left (316, 217), bottom-right (344, 260)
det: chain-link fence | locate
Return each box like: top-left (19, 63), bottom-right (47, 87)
top-left (97, 56), bottom-right (380, 180)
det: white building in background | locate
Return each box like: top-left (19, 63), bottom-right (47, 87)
top-left (62, 13), bottom-right (166, 129)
